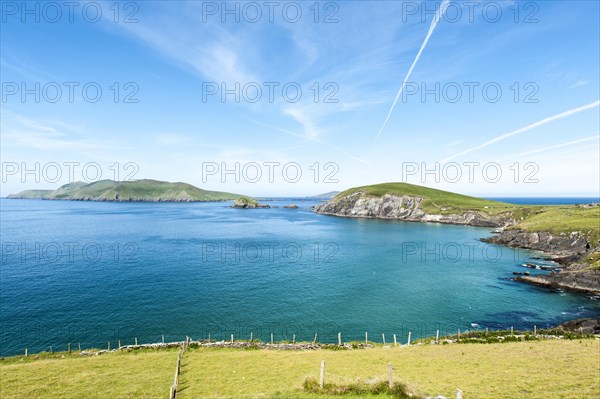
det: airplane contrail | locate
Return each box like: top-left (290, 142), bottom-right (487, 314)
top-left (373, 0), bottom-right (450, 143)
top-left (441, 100), bottom-right (600, 162)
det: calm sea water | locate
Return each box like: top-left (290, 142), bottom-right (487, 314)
top-left (1, 198), bottom-right (598, 356)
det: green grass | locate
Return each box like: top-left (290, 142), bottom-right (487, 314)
top-left (176, 340), bottom-right (599, 399)
top-left (510, 205), bottom-right (600, 241)
top-left (2, 341), bottom-right (598, 398)
top-left (8, 179), bottom-right (245, 202)
top-left (0, 348), bottom-right (178, 399)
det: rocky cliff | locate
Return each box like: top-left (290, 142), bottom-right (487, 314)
top-left (313, 191), bottom-right (514, 227)
top-left (483, 229), bottom-right (600, 294)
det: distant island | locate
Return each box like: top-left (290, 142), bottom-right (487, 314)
top-left (315, 182), bottom-right (600, 295)
top-left (7, 179), bottom-right (245, 202)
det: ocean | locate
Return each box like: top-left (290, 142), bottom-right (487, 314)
top-left (1, 198), bottom-right (598, 356)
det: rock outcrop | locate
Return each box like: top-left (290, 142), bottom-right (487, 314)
top-left (484, 229), bottom-right (600, 294)
top-left (314, 191), bottom-right (513, 227)
top-left (231, 198), bottom-right (270, 209)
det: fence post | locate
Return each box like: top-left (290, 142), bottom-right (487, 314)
top-left (319, 360), bottom-right (325, 388)
top-left (313, 333), bottom-right (318, 344)
top-left (436, 330), bottom-right (440, 342)
top-left (338, 332), bottom-right (342, 346)
top-left (382, 333), bottom-right (386, 345)
top-left (162, 334), bottom-right (165, 344)
top-left (393, 334), bottom-right (397, 347)
top-left (534, 325), bottom-right (537, 336)
top-left (108, 341), bottom-right (110, 351)
top-left (407, 332), bottom-right (412, 346)
top-left (78, 343), bottom-right (81, 352)
top-left (511, 326), bottom-right (514, 336)
top-left (271, 333), bottom-right (274, 344)
top-left (68, 343), bottom-right (71, 353)
top-left (365, 331), bottom-right (368, 344)
top-left (387, 362), bottom-right (393, 389)
top-left (292, 334), bottom-right (296, 344)
top-left (25, 348), bottom-right (28, 357)
top-left (135, 337), bottom-right (138, 346)
top-left (250, 332), bottom-right (253, 342)
top-left (231, 334), bottom-right (234, 343)
top-left (208, 333), bottom-right (211, 343)
top-left (118, 340), bottom-right (121, 350)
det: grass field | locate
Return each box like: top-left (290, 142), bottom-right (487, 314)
top-left (0, 349), bottom-right (178, 399)
top-left (2, 340), bottom-right (598, 399)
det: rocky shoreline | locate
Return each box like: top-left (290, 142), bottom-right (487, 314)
top-left (313, 191), bottom-right (514, 227)
top-left (482, 229), bottom-right (600, 295)
top-left (314, 191), bottom-right (600, 295)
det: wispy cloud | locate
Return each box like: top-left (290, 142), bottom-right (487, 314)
top-left (441, 100), bottom-right (600, 162)
top-left (373, 0), bottom-right (450, 143)
top-left (498, 135), bottom-right (598, 162)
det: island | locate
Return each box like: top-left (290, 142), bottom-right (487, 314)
top-left (7, 179), bottom-right (245, 202)
top-left (314, 182), bottom-right (600, 294)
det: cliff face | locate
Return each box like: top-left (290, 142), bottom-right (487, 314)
top-left (482, 229), bottom-right (592, 262)
top-left (484, 229), bottom-right (600, 294)
top-left (313, 191), bottom-right (513, 228)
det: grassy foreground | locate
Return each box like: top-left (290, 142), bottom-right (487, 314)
top-left (1, 340), bottom-right (598, 399)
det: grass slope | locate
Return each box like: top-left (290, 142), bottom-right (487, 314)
top-left (2, 341), bottom-right (598, 399)
top-left (334, 182), bottom-right (515, 215)
top-left (0, 349), bottom-right (178, 399)
top-left (8, 179), bottom-right (244, 202)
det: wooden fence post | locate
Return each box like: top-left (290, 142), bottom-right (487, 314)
top-left (338, 332), bottom-right (341, 346)
top-left (68, 343), bottom-right (71, 353)
top-left (319, 360), bottom-right (325, 388)
top-left (436, 330), bottom-right (440, 342)
top-left (231, 334), bottom-right (234, 343)
top-left (25, 348), bottom-right (28, 357)
top-left (162, 334), bottom-right (165, 344)
top-left (250, 332), bottom-right (253, 342)
top-left (365, 331), bottom-right (368, 344)
top-left (534, 325), bottom-right (537, 336)
top-left (393, 334), bottom-right (397, 347)
top-left (78, 343), bottom-right (81, 352)
top-left (387, 362), bottom-right (393, 389)
top-left (407, 332), bottom-right (412, 346)
top-left (118, 340), bottom-right (121, 350)
top-left (292, 334), bottom-right (296, 344)
top-left (135, 337), bottom-right (138, 346)
top-left (382, 333), bottom-right (386, 345)
top-left (313, 333), bottom-right (318, 344)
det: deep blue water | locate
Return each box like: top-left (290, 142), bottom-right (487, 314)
top-left (1, 198), bottom-right (598, 356)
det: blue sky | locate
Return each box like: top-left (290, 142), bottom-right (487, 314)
top-left (1, 0), bottom-right (599, 197)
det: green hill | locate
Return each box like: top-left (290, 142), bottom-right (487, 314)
top-left (8, 180), bottom-right (244, 202)
top-left (333, 182), bottom-right (515, 215)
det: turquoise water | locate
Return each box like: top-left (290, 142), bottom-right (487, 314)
top-left (1, 199), bottom-right (598, 356)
